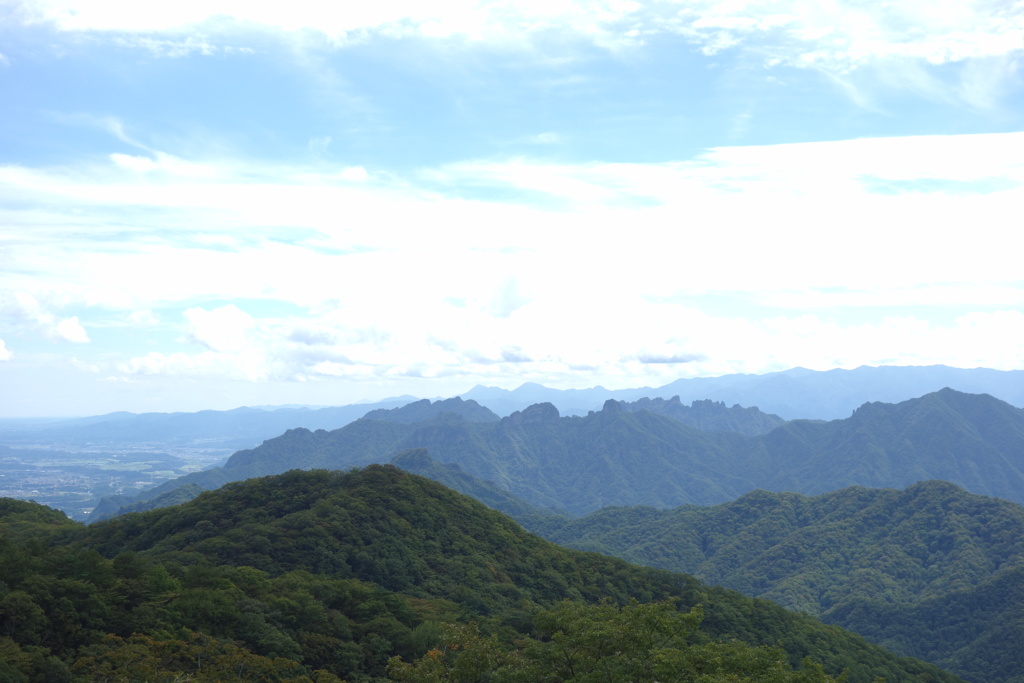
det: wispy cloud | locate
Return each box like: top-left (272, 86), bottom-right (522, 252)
top-left (636, 353), bottom-right (706, 365)
top-left (13, 0), bottom-right (1021, 70)
top-left (0, 292), bottom-right (90, 343)
top-left (427, 132), bottom-right (1024, 206)
top-left (112, 35), bottom-right (218, 58)
top-left (2, 127), bottom-right (1023, 395)
top-left (3, 131), bottom-right (1021, 307)
top-left (10, 0), bottom-right (1019, 114)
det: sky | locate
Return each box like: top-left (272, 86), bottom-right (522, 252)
top-left (1, 1), bottom-right (1023, 417)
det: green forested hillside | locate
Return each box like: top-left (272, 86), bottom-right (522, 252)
top-left (1, 468), bottom-right (960, 682)
top-left (542, 480), bottom-right (1024, 682)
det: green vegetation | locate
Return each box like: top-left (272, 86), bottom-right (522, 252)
top-left (0, 467), bottom-right (959, 682)
top-left (388, 600), bottom-right (843, 682)
top-left (542, 480), bottom-right (1024, 682)
top-left (76, 389), bottom-right (1024, 681)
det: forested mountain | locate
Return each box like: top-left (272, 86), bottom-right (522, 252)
top-left (92, 399), bottom-right (754, 519)
top-left (539, 480), bottom-right (1024, 682)
top-left (462, 365), bottom-right (1024, 420)
top-left (389, 448), bottom-right (569, 533)
top-left (616, 396), bottom-right (786, 435)
top-left (0, 467), bottom-right (961, 682)
top-left (749, 388), bottom-right (1024, 499)
top-left (383, 456), bottom-right (1024, 682)
top-left (98, 389), bottom-right (1024, 522)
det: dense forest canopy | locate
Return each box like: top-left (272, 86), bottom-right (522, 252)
top-left (0, 467), bottom-right (962, 682)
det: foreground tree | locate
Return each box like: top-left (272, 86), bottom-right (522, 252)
top-left (388, 599), bottom-right (849, 683)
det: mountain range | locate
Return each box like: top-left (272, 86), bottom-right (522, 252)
top-left (96, 388), bottom-right (1024, 523)
top-left (74, 385), bottom-right (1024, 682)
top-left (461, 364), bottom-right (1024, 419)
top-left (12, 372), bottom-right (1024, 681)
top-left (5, 365), bottom-right (1024, 456)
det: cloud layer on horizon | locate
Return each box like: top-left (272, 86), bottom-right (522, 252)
top-left (2, 129), bottom-right (1023, 407)
top-left (1, 1), bottom-right (1022, 415)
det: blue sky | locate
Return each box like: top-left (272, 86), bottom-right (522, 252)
top-left (1, 1), bottom-right (1023, 417)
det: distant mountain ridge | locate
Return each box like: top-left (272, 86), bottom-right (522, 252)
top-left (462, 365), bottom-right (1024, 420)
top-left (359, 396), bottom-right (500, 424)
top-left (5, 365), bottom-right (1022, 455)
top-left (0, 398), bottom-right (417, 450)
top-left (614, 396), bottom-right (786, 435)
top-left (93, 388), bottom-right (1024, 523)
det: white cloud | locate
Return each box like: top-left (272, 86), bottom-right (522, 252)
top-left (338, 166), bottom-right (369, 181)
top-left (109, 153), bottom-right (158, 172)
top-left (10, 0), bottom-right (1020, 113)
top-left (0, 339), bottom-right (11, 361)
top-left (55, 316), bottom-right (90, 343)
top-left (118, 349), bottom-right (269, 382)
top-left (431, 131), bottom-right (1024, 206)
top-left (183, 304), bottom-right (254, 352)
top-left (106, 299), bottom-right (1024, 392)
top-left (2, 131), bottom-right (1022, 315)
top-left (113, 35), bottom-right (219, 57)
top-left (758, 283), bottom-right (1024, 311)
top-left (3, 130), bottom-right (1024, 388)
top-left (0, 292), bottom-right (91, 343)
top-left (10, 0), bottom-right (640, 45)
top-left (12, 0), bottom-right (1021, 75)
top-left (128, 309), bottom-right (159, 326)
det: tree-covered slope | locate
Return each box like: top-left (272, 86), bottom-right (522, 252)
top-left (388, 448), bottom-right (568, 533)
top-left (432, 401), bottom-right (753, 514)
top-left (750, 388), bottom-right (1024, 500)
top-left (543, 480), bottom-right (1024, 682)
top-left (1, 468), bottom-right (961, 682)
